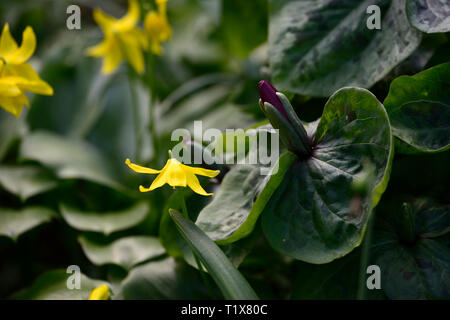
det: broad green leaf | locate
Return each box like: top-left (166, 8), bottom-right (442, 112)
top-left (383, 62), bottom-right (450, 153)
top-left (291, 252), bottom-right (360, 299)
top-left (194, 125), bottom-right (290, 244)
top-left (19, 131), bottom-right (124, 191)
top-left (406, 0), bottom-right (450, 33)
top-left (196, 152), bottom-right (296, 244)
top-left (269, 0), bottom-right (422, 96)
top-left (12, 269), bottom-right (108, 300)
top-left (372, 200), bottom-right (450, 299)
top-left (262, 87), bottom-right (393, 264)
top-left (117, 257), bottom-right (212, 299)
top-left (220, 0), bottom-right (268, 57)
top-left (170, 209), bottom-right (259, 300)
top-left (60, 202), bottom-right (149, 235)
top-left (0, 165), bottom-right (57, 201)
top-left (78, 235), bottom-right (165, 270)
top-left (0, 207), bottom-right (56, 241)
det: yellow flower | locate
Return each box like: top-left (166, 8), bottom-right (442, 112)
top-left (0, 24), bottom-right (53, 117)
top-left (89, 284), bottom-right (109, 300)
top-left (144, 0), bottom-right (172, 55)
top-left (86, 0), bottom-right (148, 74)
top-left (125, 155), bottom-right (220, 196)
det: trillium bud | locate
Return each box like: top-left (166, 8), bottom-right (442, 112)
top-left (258, 80), bottom-right (288, 120)
top-left (257, 80), bottom-right (312, 157)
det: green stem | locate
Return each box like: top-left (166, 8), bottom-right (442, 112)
top-left (357, 211), bottom-right (375, 300)
top-left (128, 67), bottom-right (142, 162)
top-left (146, 52), bottom-right (159, 165)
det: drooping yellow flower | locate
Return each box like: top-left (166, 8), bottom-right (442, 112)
top-left (144, 0), bottom-right (172, 55)
top-left (89, 284), bottom-right (109, 300)
top-left (125, 155), bottom-right (220, 196)
top-left (86, 0), bottom-right (148, 74)
top-left (0, 24), bottom-right (53, 117)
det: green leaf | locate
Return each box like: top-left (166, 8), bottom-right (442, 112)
top-left (220, 0), bottom-right (268, 57)
top-left (169, 209), bottom-right (259, 300)
top-left (406, 0), bottom-right (450, 33)
top-left (0, 207), bottom-right (56, 241)
top-left (12, 269), bottom-right (108, 300)
top-left (19, 131), bottom-right (124, 191)
top-left (160, 191), bottom-right (257, 270)
top-left (0, 165), bottom-right (57, 201)
top-left (383, 62), bottom-right (450, 153)
top-left (262, 87), bottom-right (393, 264)
top-left (117, 257), bottom-right (212, 299)
top-left (78, 235), bottom-right (165, 270)
top-left (291, 252), bottom-right (360, 299)
top-left (60, 201), bottom-right (149, 235)
top-left (269, 0), bottom-right (421, 96)
top-left (196, 152), bottom-right (296, 244)
top-left (372, 200), bottom-right (450, 299)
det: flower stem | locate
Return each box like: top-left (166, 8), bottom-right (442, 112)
top-left (146, 52), bottom-right (159, 165)
top-left (128, 67), bottom-right (142, 162)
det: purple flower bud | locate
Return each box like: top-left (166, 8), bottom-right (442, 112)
top-left (258, 80), bottom-right (288, 120)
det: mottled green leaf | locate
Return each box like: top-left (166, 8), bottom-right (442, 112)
top-left (269, 0), bottom-right (421, 96)
top-left (384, 62), bottom-right (450, 153)
top-left (12, 269), bottom-right (108, 300)
top-left (117, 257), bottom-right (212, 299)
top-left (78, 235), bottom-right (165, 270)
top-left (19, 131), bottom-right (123, 190)
top-left (60, 201), bottom-right (149, 235)
top-left (291, 252), bottom-right (360, 299)
top-left (0, 207), bottom-right (56, 241)
top-left (0, 165), bottom-right (57, 201)
top-left (196, 152), bottom-right (296, 244)
top-left (262, 87), bottom-right (393, 264)
top-left (373, 201), bottom-right (450, 299)
top-left (406, 0), bottom-right (450, 33)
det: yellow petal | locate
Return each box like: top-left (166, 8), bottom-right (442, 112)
top-left (93, 9), bottom-right (116, 31)
top-left (101, 38), bottom-right (123, 74)
top-left (150, 40), bottom-right (163, 55)
top-left (186, 172), bottom-right (213, 196)
top-left (125, 158), bottom-right (161, 174)
top-left (0, 92), bottom-right (29, 118)
top-left (88, 284), bottom-right (109, 300)
top-left (188, 166), bottom-right (220, 178)
top-left (6, 26), bottom-right (36, 64)
top-left (139, 185), bottom-right (152, 192)
top-left (0, 77), bottom-right (22, 97)
top-left (4, 63), bottom-right (53, 95)
top-left (115, 0), bottom-right (140, 32)
top-left (148, 171), bottom-right (169, 190)
top-left (86, 39), bottom-right (110, 57)
top-left (166, 158), bottom-right (187, 187)
top-left (144, 11), bottom-right (171, 41)
top-left (119, 33), bottom-right (145, 74)
top-left (0, 24), bottom-right (18, 58)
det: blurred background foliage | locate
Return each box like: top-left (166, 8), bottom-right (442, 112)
top-left (0, 0), bottom-right (448, 300)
